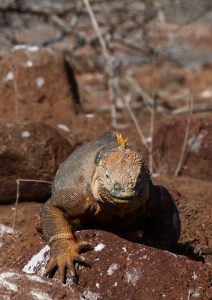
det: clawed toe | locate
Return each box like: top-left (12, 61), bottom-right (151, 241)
top-left (76, 241), bottom-right (93, 253)
top-left (73, 254), bottom-right (91, 267)
top-left (43, 239), bottom-right (93, 283)
top-left (43, 258), bottom-right (57, 277)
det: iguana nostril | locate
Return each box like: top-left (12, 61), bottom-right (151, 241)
top-left (113, 182), bottom-right (124, 193)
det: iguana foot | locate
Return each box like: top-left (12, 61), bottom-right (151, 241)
top-left (44, 239), bottom-right (92, 283)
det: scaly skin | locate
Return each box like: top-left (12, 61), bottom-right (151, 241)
top-left (39, 132), bottom-right (180, 282)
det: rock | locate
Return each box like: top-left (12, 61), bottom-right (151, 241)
top-left (0, 172), bottom-right (211, 299)
top-left (0, 269), bottom-right (79, 300)
top-left (21, 230), bottom-right (212, 300)
top-left (0, 46), bottom-right (111, 145)
top-left (153, 175), bottom-right (212, 262)
top-left (153, 113), bottom-right (212, 181)
top-left (0, 47), bottom-right (80, 126)
top-left (0, 122), bottom-right (72, 202)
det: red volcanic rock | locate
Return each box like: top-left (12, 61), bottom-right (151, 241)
top-left (0, 122), bottom-right (72, 202)
top-left (1, 171), bottom-right (211, 300)
top-left (0, 269), bottom-right (79, 300)
top-left (21, 230), bottom-right (211, 300)
top-left (0, 47), bottom-right (80, 126)
top-left (0, 46), bottom-right (111, 144)
top-left (153, 175), bottom-right (212, 264)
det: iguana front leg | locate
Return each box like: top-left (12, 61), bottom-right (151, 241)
top-left (40, 193), bottom-right (92, 283)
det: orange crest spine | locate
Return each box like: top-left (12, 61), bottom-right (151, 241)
top-left (116, 133), bottom-right (128, 149)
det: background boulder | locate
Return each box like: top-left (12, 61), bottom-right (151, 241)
top-left (153, 113), bottom-right (212, 181)
top-left (0, 47), bottom-right (80, 126)
top-left (0, 122), bottom-right (72, 202)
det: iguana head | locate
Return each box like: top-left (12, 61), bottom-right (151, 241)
top-left (92, 134), bottom-right (151, 205)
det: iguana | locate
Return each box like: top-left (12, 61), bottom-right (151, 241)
top-left (39, 132), bottom-right (180, 283)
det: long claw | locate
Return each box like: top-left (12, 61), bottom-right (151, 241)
top-left (83, 259), bottom-right (91, 268)
top-left (72, 271), bottom-right (79, 284)
top-left (76, 241), bottom-right (93, 253)
top-left (66, 258), bottom-right (78, 283)
top-left (44, 259), bottom-right (56, 277)
top-left (69, 267), bottom-right (78, 283)
top-left (73, 255), bottom-right (91, 267)
top-left (58, 263), bottom-right (66, 283)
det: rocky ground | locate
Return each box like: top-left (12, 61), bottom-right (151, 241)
top-left (0, 173), bottom-right (211, 299)
top-left (0, 1), bottom-right (212, 299)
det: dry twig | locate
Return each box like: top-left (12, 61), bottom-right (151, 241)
top-left (174, 94), bottom-right (194, 176)
top-left (122, 94), bottom-right (149, 151)
top-left (12, 179), bottom-right (52, 231)
top-left (114, 78), bottom-right (150, 150)
top-left (83, 0), bottom-right (118, 127)
top-left (125, 72), bottom-right (153, 113)
top-left (10, 62), bottom-right (21, 122)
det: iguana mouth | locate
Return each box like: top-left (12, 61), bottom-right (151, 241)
top-left (107, 190), bottom-right (140, 203)
top-left (111, 197), bottom-right (136, 203)
top-left (108, 184), bottom-right (142, 201)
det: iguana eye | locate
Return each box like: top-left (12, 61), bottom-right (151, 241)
top-left (105, 171), bottom-right (112, 183)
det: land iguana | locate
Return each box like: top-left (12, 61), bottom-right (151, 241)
top-left (38, 132), bottom-right (180, 283)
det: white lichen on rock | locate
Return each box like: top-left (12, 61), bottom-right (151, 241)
top-left (187, 288), bottom-right (201, 298)
top-left (94, 243), bottom-right (105, 252)
top-left (122, 246), bottom-right (127, 253)
top-left (80, 289), bottom-right (101, 300)
top-left (13, 45), bottom-right (39, 52)
top-left (23, 245), bottom-right (50, 275)
top-left (0, 224), bottom-right (19, 236)
top-left (21, 131), bottom-right (30, 138)
top-left (0, 271), bottom-right (52, 298)
top-left (57, 124), bottom-right (70, 132)
top-left (25, 60), bottom-right (33, 67)
top-left (192, 271), bottom-right (197, 280)
top-left (187, 134), bottom-right (204, 154)
top-left (125, 268), bottom-right (141, 286)
top-left (36, 77), bottom-right (45, 88)
top-left (0, 272), bottom-right (19, 292)
top-left (4, 71), bottom-right (14, 82)
top-left (107, 263), bottom-right (118, 276)
top-left (30, 289), bottom-right (52, 300)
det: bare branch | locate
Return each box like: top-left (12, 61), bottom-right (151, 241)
top-left (83, 0), bottom-right (118, 128)
top-left (149, 97), bottom-right (155, 174)
top-left (125, 72), bottom-right (153, 113)
top-left (9, 62), bottom-right (21, 122)
top-left (84, 102), bottom-right (146, 114)
top-left (165, 106), bottom-right (212, 116)
top-left (122, 94), bottom-right (149, 151)
top-left (83, 0), bottom-right (110, 60)
top-left (174, 94), bottom-right (194, 176)
top-left (114, 78), bottom-right (150, 151)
